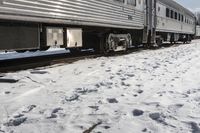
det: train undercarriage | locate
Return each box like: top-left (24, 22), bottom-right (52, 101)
top-left (0, 20), bottom-right (193, 54)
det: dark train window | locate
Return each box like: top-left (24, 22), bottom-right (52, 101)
top-left (171, 10), bottom-right (174, 19)
top-left (175, 12), bottom-right (177, 20)
top-left (158, 6), bottom-right (161, 12)
top-left (178, 13), bottom-right (181, 21)
top-left (181, 15), bottom-right (184, 22)
top-left (114, 0), bottom-right (125, 3)
top-left (166, 8), bottom-right (170, 17)
top-left (127, 0), bottom-right (136, 6)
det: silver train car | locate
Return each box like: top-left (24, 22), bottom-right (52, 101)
top-left (196, 25), bottom-right (200, 39)
top-left (0, 0), bottom-right (196, 52)
top-left (156, 0), bottom-right (196, 44)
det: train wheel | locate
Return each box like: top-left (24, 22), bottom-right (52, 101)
top-left (156, 37), bottom-right (163, 47)
top-left (106, 33), bottom-right (130, 52)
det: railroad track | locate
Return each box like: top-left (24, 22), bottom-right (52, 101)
top-left (0, 51), bottom-right (101, 73)
top-left (0, 50), bottom-right (135, 73)
top-left (0, 43), bottom-right (180, 73)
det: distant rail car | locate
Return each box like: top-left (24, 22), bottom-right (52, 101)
top-left (195, 25), bottom-right (200, 39)
top-left (0, 0), bottom-right (196, 53)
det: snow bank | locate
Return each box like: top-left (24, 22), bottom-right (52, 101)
top-left (1, 41), bottom-right (200, 133)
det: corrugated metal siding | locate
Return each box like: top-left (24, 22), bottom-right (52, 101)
top-left (0, 0), bottom-right (145, 29)
top-left (156, 16), bottom-right (195, 34)
top-left (156, 1), bottom-right (195, 35)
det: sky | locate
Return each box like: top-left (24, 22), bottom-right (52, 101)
top-left (175, 0), bottom-right (200, 12)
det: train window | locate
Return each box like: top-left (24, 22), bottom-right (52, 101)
top-left (181, 15), bottom-right (184, 22)
top-left (127, 0), bottom-right (136, 6)
top-left (178, 13), bottom-right (181, 21)
top-left (175, 12), bottom-right (177, 20)
top-left (171, 10), bottom-right (174, 19)
top-left (166, 8), bottom-right (170, 17)
top-left (138, 0), bottom-right (141, 5)
top-left (114, 0), bottom-right (125, 3)
top-left (158, 7), bottom-right (161, 12)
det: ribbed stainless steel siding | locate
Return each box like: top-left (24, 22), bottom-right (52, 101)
top-left (0, 0), bottom-right (145, 29)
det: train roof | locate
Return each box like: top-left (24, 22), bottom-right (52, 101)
top-left (158, 0), bottom-right (195, 18)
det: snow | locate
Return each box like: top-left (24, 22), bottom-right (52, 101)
top-left (1, 40), bottom-right (200, 133)
top-left (0, 48), bottom-right (68, 61)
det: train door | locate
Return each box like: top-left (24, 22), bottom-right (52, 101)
top-left (143, 0), bottom-right (157, 47)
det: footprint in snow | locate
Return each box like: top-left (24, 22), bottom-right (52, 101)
top-left (137, 89), bottom-right (144, 94)
top-left (121, 82), bottom-right (131, 87)
top-left (187, 89), bottom-right (200, 95)
top-left (96, 81), bottom-right (113, 88)
top-left (126, 74), bottom-right (135, 78)
top-left (4, 116), bottom-right (27, 127)
top-left (88, 106), bottom-right (99, 111)
top-left (21, 105), bottom-right (37, 113)
top-left (142, 128), bottom-right (148, 132)
top-left (149, 113), bottom-right (165, 123)
top-left (168, 104), bottom-right (184, 113)
top-left (132, 109), bottom-right (144, 116)
top-left (30, 70), bottom-right (49, 74)
top-left (143, 102), bottom-right (160, 108)
top-left (107, 98), bottom-right (118, 104)
top-left (109, 76), bottom-right (115, 80)
top-left (116, 72), bottom-right (122, 76)
top-left (189, 122), bottom-right (200, 133)
top-left (2, 105), bottom-right (36, 127)
top-left (64, 94), bottom-right (79, 102)
top-left (76, 87), bottom-right (98, 95)
top-left (4, 91), bottom-right (11, 95)
top-left (44, 107), bottom-right (64, 119)
top-left (149, 113), bottom-right (176, 128)
top-left (120, 77), bottom-right (127, 81)
top-left (136, 84), bottom-right (143, 88)
top-left (105, 69), bottom-right (111, 72)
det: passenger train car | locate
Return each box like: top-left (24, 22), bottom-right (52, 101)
top-left (0, 0), bottom-right (196, 52)
top-left (156, 0), bottom-right (195, 44)
top-left (196, 25), bottom-right (200, 39)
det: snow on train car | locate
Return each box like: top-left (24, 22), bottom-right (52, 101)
top-left (0, 0), bottom-right (196, 53)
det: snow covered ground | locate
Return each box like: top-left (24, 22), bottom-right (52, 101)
top-left (1, 40), bottom-right (200, 133)
top-left (0, 48), bottom-right (68, 61)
